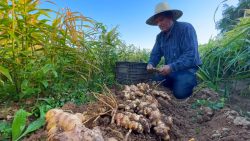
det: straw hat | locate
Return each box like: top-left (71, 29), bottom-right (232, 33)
top-left (146, 2), bottom-right (183, 25)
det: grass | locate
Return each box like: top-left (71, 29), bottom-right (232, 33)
top-left (197, 17), bottom-right (250, 91)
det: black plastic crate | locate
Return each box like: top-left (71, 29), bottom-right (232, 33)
top-left (115, 62), bottom-right (151, 84)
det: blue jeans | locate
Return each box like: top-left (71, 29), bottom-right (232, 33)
top-left (152, 70), bottom-right (197, 99)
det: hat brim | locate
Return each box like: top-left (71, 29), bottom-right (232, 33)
top-left (146, 10), bottom-right (183, 26)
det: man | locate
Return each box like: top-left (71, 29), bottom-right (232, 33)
top-left (146, 2), bottom-right (202, 99)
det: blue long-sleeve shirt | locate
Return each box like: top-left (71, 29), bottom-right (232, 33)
top-left (148, 21), bottom-right (202, 72)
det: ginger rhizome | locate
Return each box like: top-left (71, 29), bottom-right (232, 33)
top-left (45, 109), bottom-right (104, 141)
top-left (117, 83), bottom-right (173, 141)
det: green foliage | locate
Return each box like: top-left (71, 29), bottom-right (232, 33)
top-left (0, 120), bottom-right (12, 140)
top-left (0, 66), bottom-right (13, 84)
top-left (117, 43), bottom-right (150, 63)
top-left (198, 18), bottom-right (250, 90)
top-left (0, 0), bottom-right (150, 107)
top-left (11, 108), bottom-right (45, 141)
top-left (192, 98), bottom-right (225, 110)
top-left (12, 109), bottom-right (29, 141)
top-left (216, 0), bottom-right (250, 33)
top-left (0, 1), bottom-right (113, 102)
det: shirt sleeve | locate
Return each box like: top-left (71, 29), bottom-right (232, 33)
top-left (148, 35), bottom-right (163, 67)
top-left (169, 24), bottom-right (198, 72)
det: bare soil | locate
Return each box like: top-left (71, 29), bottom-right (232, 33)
top-left (19, 86), bottom-right (250, 141)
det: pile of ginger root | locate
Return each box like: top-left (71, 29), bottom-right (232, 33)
top-left (114, 83), bottom-right (173, 141)
top-left (45, 83), bottom-right (173, 141)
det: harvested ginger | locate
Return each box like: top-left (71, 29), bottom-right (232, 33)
top-left (45, 109), bottom-right (104, 141)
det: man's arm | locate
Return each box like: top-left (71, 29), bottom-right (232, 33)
top-left (169, 24), bottom-right (198, 72)
top-left (148, 35), bottom-right (163, 67)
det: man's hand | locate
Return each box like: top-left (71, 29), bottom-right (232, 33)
top-left (159, 65), bottom-right (172, 75)
top-left (146, 64), bottom-right (154, 72)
